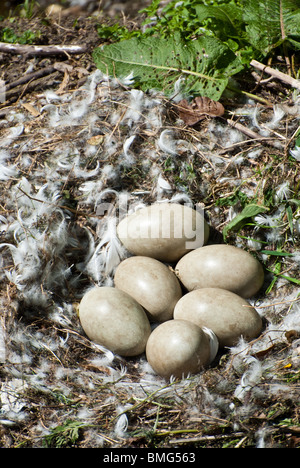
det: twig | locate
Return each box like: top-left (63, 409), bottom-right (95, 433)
top-left (0, 42), bottom-right (87, 57)
top-left (226, 83), bottom-right (273, 106)
top-left (219, 140), bottom-right (262, 155)
top-left (0, 69), bottom-right (61, 107)
top-left (155, 429), bottom-right (200, 437)
top-left (234, 436), bottom-right (248, 448)
top-left (5, 66), bottom-right (56, 91)
top-left (111, 380), bottom-right (180, 423)
top-left (225, 118), bottom-right (284, 148)
top-left (168, 432), bottom-right (246, 445)
top-left (251, 59), bottom-right (300, 90)
top-left (227, 119), bottom-right (266, 139)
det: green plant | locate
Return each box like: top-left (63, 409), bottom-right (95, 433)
top-left (140, 0), bottom-right (300, 58)
top-left (43, 420), bottom-right (86, 448)
top-left (216, 189), bottom-right (252, 207)
top-left (18, 0), bottom-right (37, 19)
top-left (283, 372), bottom-right (300, 384)
top-left (93, 33), bottom-right (243, 100)
top-left (0, 27), bottom-right (41, 44)
top-left (93, 0), bottom-right (300, 100)
top-left (96, 23), bottom-right (140, 42)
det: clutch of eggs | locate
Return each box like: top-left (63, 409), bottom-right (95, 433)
top-left (78, 203), bottom-right (265, 379)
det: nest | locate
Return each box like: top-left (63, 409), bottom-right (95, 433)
top-left (0, 13), bottom-right (299, 448)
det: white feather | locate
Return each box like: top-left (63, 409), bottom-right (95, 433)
top-left (158, 129), bottom-right (177, 156)
top-left (170, 192), bottom-right (194, 206)
top-left (118, 71), bottom-right (135, 86)
top-left (234, 356), bottom-right (262, 400)
top-left (274, 182), bottom-right (291, 202)
top-left (234, 103), bottom-right (261, 128)
top-left (169, 76), bottom-right (186, 102)
top-left (5, 270), bottom-right (26, 291)
top-left (43, 90), bottom-right (62, 103)
top-left (157, 173), bottom-right (172, 191)
top-left (0, 322), bottom-right (6, 363)
top-left (256, 427), bottom-right (269, 448)
top-left (0, 239), bottom-right (41, 282)
top-left (266, 105), bottom-right (285, 129)
top-left (203, 327), bottom-right (219, 363)
top-left (66, 99), bottom-right (89, 121)
top-left (86, 216), bottom-right (126, 281)
top-left (122, 89), bottom-right (145, 126)
top-left (0, 123), bottom-right (24, 148)
top-left (74, 160), bottom-right (100, 179)
top-left (89, 346), bottom-right (115, 368)
top-left (290, 146), bottom-right (300, 161)
top-left (114, 405), bottom-right (132, 437)
top-left (121, 134), bottom-right (136, 166)
top-left (0, 150), bottom-right (18, 180)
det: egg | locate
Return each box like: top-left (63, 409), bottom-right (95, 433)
top-left (174, 288), bottom-right (263, 347)
top-left (175, 244), bottom-right (264, 298)
top-left (145, 319), bottom-right (218, 379)
top-left (78, 287), bottom-right (151, 356)
top-left (114, 256), bottom-right (182, 322)
top-left (117, 203), bottom-right (209, 263)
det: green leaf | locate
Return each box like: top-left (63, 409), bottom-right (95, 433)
top-left (289, 198), bottom-right (300, 207)
top-left (260, 249), bottom-right (294, 256)
top-left (223, 203), bottom-right (269, 240)
top-left (267, 269), bottom-right (300, 285)
top-left (96, 23), bottom-right (139, 42)
top-left (286, 205), bottom-right (294, 238)
top-left (194, 3), bottom-right (245, 41)
top-left (266, 261), bottom-right (281, 293)
top-left (195, 4), bottom-right (244, 24)
top-left (93, 35), bottom-right (243, 100)
top-left (243, 0), bottom-right (300, 55)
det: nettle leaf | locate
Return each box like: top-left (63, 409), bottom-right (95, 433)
top-left (243, 0), bottom-right (300, 54)
top-left (195, 3), bottom-right (244, 41)
top-left (93, 35), bottom-right (243, 101)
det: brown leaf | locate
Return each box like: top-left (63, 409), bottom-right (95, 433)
top-left (87, 135), bottom-right (104, 146)
top-left (178, 96), bottom-right (225, 126)
top-left (285, 329), bottom-right (299, 342)
top-left (21, 102), bottom-right (40, 117)
top-left (252, 344), bottom-right (275, 359)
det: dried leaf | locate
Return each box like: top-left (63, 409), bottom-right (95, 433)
top-left (57, 70), bottom-right (70, 94)
top-left (21, 102), bottom-right (40, 117)
top-left (53, 62), bottom-right (73, 73)
top-left (84, 364), bottom-right (111, 375)
top-left (285, 330), bottom-right (299, 342)
top-left (252, 345), bottom-right (275, 359)
top-left (87, 135), bottom-right (104, 146)
top-left (178, 96), bottom-right (225, 126)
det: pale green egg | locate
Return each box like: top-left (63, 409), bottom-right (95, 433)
top-left (79, 286), bottom-right (151, 357)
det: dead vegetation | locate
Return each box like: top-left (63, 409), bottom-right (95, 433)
top-left (0, 2), bottom-right (299, 448)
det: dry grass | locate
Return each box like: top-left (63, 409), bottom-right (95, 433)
top-left (0, 9), bottom-right (299, 449)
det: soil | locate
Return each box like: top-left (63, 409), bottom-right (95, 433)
top-left (0, 0), bottom-right (299, 450)
top-left (0, 1), bottom-right (153, 98)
